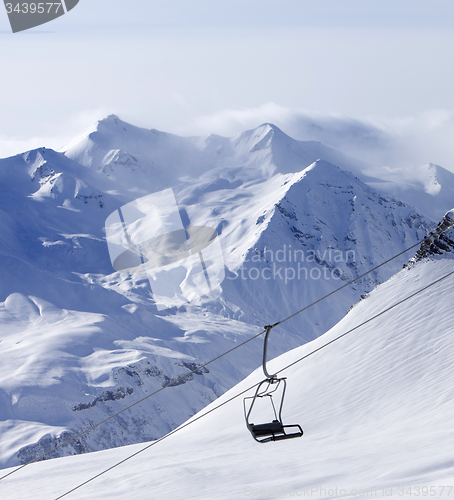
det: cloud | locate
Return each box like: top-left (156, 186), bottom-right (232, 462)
top-left (191, 103), bottom-right (385, 146)
top-left (0, 135), bottom-right (58, 160)
top-left (187, 103), bottom-right (393, 160)
top-left (367, 110), bottom-right (454, 170)
top-left (2, 102), bottom-right (454, 178)
top-left (0, 107), bottom-right (112, 160)
top-left (185, 103), bottom-right (454, 173)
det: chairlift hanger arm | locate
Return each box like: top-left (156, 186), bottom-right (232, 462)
top-left (263, 325), bottom-right (277, 379)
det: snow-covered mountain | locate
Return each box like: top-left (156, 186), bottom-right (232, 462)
top-left (1, 210), bottom-right (453, 500)
top-left (218, 159), bottom-right (431, 339)
top-left (0, 116), bottom-right (441, 469)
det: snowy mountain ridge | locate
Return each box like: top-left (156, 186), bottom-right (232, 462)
top-left (54, 117), bottom-right (356, 207)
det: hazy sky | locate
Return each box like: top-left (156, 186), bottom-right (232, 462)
top-left (1, 0), bottom-right (454, 168)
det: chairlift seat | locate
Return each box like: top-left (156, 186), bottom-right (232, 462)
top-left (248, 420), bottom-right (303, 443)
top-left (250, 420), bottom-right (284, 436)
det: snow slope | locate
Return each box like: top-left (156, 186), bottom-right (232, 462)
top-left (1, 212), bottom-right (453, 500)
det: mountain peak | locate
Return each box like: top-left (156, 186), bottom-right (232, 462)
top-left (94, 114), bottom-right (151, 138)
top-left (301, 159), bottom-right (357, 184)
top-left (234, 122), bottom-right (288, 145)
top-left (98, 114), bottom-right (131, 126)
top-left (105, 114), bottom-right (120, 122)
top-left (256, 122), bottom-right (282, 133)
top-left (306, 158), bottom-right (340, 170)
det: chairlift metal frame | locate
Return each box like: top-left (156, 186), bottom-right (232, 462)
top-left (244, 326), bottom-right (303, 443)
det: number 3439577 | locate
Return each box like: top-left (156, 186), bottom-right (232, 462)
top-left (5, 3), bottom-right (63, 14)
top-left (397, 486), bottom-right (453, 496)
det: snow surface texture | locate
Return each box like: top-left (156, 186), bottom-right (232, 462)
top-left (1, 213), bottom-right (454, 499)
top-left (0, 116), bottom-right (444, 469)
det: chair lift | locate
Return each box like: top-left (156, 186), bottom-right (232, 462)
top-left (243, 325), bottom-right (303, 443)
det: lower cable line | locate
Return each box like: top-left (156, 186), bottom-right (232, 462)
top-left (54, 268), bottom-right (454, 499)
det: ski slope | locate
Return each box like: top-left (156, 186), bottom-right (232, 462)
top-left (1, 225), bottom-right (453, 499)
